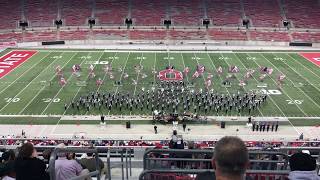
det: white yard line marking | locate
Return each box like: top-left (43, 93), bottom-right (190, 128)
top-left (133, 54), bottom-right (143, 96)
top-left (287, 54), bottom-right (320, 80)
top-left (0, 52), bottom-right (51, 95)
top-left (43, 52), bottom-right (99, 115)
top-left (107, 52), bottom-right (131, 116)
top-left (259, 54), bottom-right (308, 117)
top-left (206, 53), bottom-right (231, 96)
top-left (18, 52), bottom-right (77, 115)
top-left (221, 53), bottom-right (263, 116)
top-left (96, 52), bottom-right (118, 92)
top-left (180, 53), bottom-right (190, 83)
top-left (244, 53), bottom-right (287, 117)
top-left (0, 52), bottom-right (62, 113)
top-left (271, 53), bottom-right (320, 109)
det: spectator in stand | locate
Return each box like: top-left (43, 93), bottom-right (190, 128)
top-left (1, 150), bottom-right (16, 163)
top-left (0, 161), bottom-right (15, 180)
top-left (79, 148), bottom-right (104, 173)
top-left (14, 142), bottom-right (49, 180)
top-left (42, 149), bottom-right (52, 165)
top-left (196, 136), bottom-right (249, 180)
top-left (288, 152), bottom-right (320, 180)
top-left (55, 143), bottom-right (91, 180)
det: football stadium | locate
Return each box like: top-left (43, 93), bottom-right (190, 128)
top-left (0, 0), bottom-right (320, 180)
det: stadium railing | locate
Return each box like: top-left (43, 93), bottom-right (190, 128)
top-left (139, 148), bottom-right (320, 180)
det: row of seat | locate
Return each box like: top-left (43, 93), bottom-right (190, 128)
top-left (0, 29), bottom-right (319, 42)
top-left (1, 0), bottom-right (320, 29)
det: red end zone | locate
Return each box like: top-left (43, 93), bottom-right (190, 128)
top-left (299, 53), bottom-right (320, 67)
top-left (0, 50), bottom-right (37, 78)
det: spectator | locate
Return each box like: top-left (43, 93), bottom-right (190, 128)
top-left (79, 151), bottom-right (104, 173)
top-left (1, 150), bottom-right (16, 163)
top-left (55, 143), bottom-right (90, 180)
top-left (197, 136), bottom-right (249, 180)
top-left (1, 161), bottom-right (15, 180)
top-left (42, 149), bottom-right (52, 165)
top-left (14, 142), bottom-right (49, 180)
top-left (288, 152), bottom-right (320, 180)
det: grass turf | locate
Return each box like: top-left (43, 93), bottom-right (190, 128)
top-left (0, 49), bottom-right (320, 126)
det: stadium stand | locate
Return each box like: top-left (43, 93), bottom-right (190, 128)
top-left (60, 0), bottom-right (92, 26)
top-left (168, 0), bottom-right (204, 26)
top-left (24, 0), bottom-right (58, 27)
top-left (169, 30), bottom-right (207, 40)
top-left (95, 0), bottom-right (128, 25)
top-left (206, 0), bottom-right (242, 27)
top-left (132, 0), bottom-right (166, 26)
top-left (129, 30), bottom-right (167, 40)
top-left (291, 32), bottom-right (320, 43)
top-left (0, 0), bottom-right (21, 30)
top-left (208, 29), bottom-right (247, 41)
top-left (282, 0), bottom-right (320, 29)
top-left (249, 30), bottom-right (290, 42)
top-left (243, 0), bottom-right (283, 27)
top-left (59, 30), bottom-right (89, 40)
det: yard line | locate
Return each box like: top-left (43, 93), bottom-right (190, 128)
top-left (42, 52), bottom-right (99, 115)
top-left (244, 53), bottom-right (287, 117)
top-left (0, 52), bottom-right (63, 112)
top-left (271, 53), bottom-right (320, 109)
top-left (106, 52), bottom-right (130, 115)
top-left (221, 53), bottom-right (263, 116)
top-left (286, 53), bottom-right (320, 82)
top-left (112, 52), bottom-right (131, 94)
top-left (205, 53), bottom-right (231, 96)
top-left (96, 52), bottom-right (118, 93)
top-left (153, 52), bottom-right (157, 83)
top-left (259, 54), bottom-right (308, 117)
top-left (133, 53), bottom-right (144, 96)
top-left (18, 52), bottom-right (77, 115)
top-left (180, 53), bottom-right (190, 83)
top-left (192, 53), bottom-right (209, 95)
top-left (0, 52), bottom-right (52, 95)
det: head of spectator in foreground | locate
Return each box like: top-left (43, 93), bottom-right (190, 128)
top-left (212, 136), bottom-right (249, 180)
top-left (56, 143), bottom-right (67, 158)
top-left (288, 152), bottom-right (320, 180)
top-left (1, 150), bottom-right (16, 163)
top-left (17, 142), bottom-right (37, 159)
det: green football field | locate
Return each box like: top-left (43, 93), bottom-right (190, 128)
top-left (0, 49), bottom-right (320, 120)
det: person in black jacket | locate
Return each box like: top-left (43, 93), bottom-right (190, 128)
top-left (14, 142), bottom-right (49, 180)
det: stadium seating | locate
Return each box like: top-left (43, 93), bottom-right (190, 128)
top-left (291, 32), bottom-right (320, 43)
top-left (168, 0), bottom-right (204, 26)
top-left (0, 32), bottom-right (22, 42)
top-left (132, 0), bottom-right (166, 26)
top-left (61, 0), bottom-right (92, 26)
top-left (24, 31), bottom-right (57, 42)
top-left (92, 29), bottom-right (128, 39)
top-left (243, 0), bottom-right (283, 27)
top-left (129, 30), bottom-right (166, 40)
top-left (95, 0), bottom-right (128, 25)
top-left (208, 29), bottom-right (247, 41)
top-left (206, 0), bottom-right (242, 26)
top-left (169, 30), bottom-right (207, 40)
top-left (249, 31), bottom-right (290, 42)
top-left (25, 0), bottom-right (58, 27)
top-left (0, 0), bottom-right (21, 29)
top-left (59, 30), bottom-right (89, 40)
top-left (283, 0), bottom-right (320, 29)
